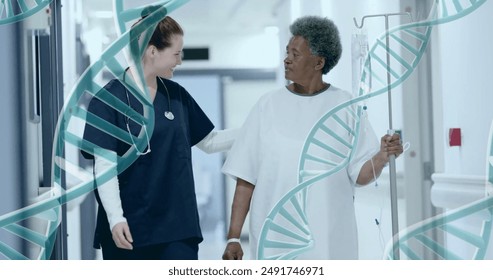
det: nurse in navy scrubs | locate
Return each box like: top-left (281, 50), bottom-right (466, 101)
top-left (83, 14), bottom-right (236, 260)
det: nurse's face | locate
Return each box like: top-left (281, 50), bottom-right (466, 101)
top-left (152, 35), bottom-right (183, 79)
top-left (283, 36), bottom-right (321, 83)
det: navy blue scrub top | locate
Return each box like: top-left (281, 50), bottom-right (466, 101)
top-left (83, 77), bottom-right (214, 248)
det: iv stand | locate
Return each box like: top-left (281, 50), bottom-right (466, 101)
top-left (353, 12), bottom-right (412, 260)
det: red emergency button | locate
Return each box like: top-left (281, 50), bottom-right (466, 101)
top-left (449, 128), bottom-right (461, 146)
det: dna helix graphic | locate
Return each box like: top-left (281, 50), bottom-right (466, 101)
top-left (0, 0), bottom-right (53, 25)
top-left (382, 119), bottom-right (493, 260)
top-left (0, 0), bottom-right (189, 260)
top-left (257, 0), bottom-right (487, 260)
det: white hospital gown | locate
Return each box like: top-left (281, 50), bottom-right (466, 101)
top-left (222, 86), bottom-right (379, 259)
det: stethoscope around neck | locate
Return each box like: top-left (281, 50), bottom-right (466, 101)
top-left (122, 69), bottom-right (152, 155)
top-left (122, 69), bottom-right (176, 155)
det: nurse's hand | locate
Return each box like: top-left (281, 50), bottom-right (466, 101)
top-left (112, 222), bottom-right (133, 250)
top-left (222, 242), bottom-right (243, 260)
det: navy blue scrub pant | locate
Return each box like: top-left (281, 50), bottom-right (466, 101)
top-left (101, 238), bottom-right (199, 260)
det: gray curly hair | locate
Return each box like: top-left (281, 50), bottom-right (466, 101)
top-left (289, 16), bottom-right (342, 74)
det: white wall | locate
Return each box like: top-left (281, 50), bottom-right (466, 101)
top-left (432, 0), bottom-right (493, 177)
top-left (428, 1), bottom-right (493, 259)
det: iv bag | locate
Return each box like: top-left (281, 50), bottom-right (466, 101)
top-left (351, 29), bottom-right (370, 97)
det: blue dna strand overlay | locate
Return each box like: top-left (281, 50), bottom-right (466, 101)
top-left (382, 119), bottom-right (493, 260)
top-left (0, 0), bottom-right (53, 25)
top-left (257, 0), bottom-right (488, 260)
top-left (0, 0), bottom-right (190, 260)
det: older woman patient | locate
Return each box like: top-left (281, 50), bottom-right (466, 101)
top-left (221, 16), bottom-right (403, 260)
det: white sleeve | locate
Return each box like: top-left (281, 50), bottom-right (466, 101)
top-left (195, 128), bottom-right (239, 154)
top-left (94, 149), bottom-right (127, 230)
top-left (221, 102), bottom-right (262, 185)
top-left (347, 113), bottom-right (380, 185)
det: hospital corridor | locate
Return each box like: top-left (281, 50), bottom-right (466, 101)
top-left (0, 0), bottom-right (493, 263)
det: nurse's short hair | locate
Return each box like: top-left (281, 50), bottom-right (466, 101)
top-left (289, 16), bottom-right (342, 75)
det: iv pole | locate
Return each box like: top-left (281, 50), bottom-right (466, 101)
top-left (353, 12), bottom-right (412, 260)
